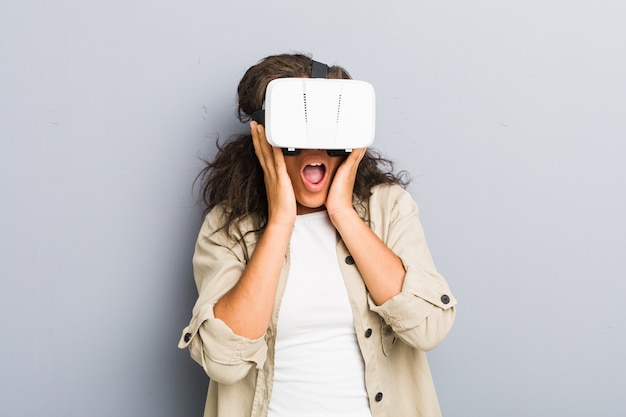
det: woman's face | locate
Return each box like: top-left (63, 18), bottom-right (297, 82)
top-left (283, 149), bottom-right (345, 215)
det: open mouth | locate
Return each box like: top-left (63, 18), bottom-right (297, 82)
top-left (302, 162), bottom-right (326, 184)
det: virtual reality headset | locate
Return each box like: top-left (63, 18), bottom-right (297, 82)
top-left (251, 60), bottom-right (376, 156)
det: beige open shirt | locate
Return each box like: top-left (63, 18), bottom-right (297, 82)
top-left (179, 184), bottom-right (457, 417)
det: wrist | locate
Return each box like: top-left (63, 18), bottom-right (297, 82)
top-left (327, 206), bottom-right (359, 228)
top-left (265, 218), bottom-right (295, 231)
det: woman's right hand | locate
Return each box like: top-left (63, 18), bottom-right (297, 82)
top-left (251, 121), bottom-right (297, 227)
top-left (213, 123), bottom-right (296, 340)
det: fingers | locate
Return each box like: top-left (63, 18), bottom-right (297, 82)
top-left (339, 147), bottom-right (367, 176)
top-left (251, 122), bottom-right (284, 181)
top-left (327, 147), bottom-right (366, 208)
top-left (350, 147), bottom-right (367, 162)
top-left (250, 123), bottom-right (296, 223)
top-left (251, 121), bottom-right (271, 172)
top-left (353, 147), bottom-right (367, 159)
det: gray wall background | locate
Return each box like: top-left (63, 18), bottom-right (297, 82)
top-left (1, 1), bottom-right (625, 416)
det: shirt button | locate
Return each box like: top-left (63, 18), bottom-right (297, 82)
top-left (375, 392), bottom-right (383, 402)
top-left (184, 332), bottom-right (192, 343)
top-left (345, 255), bottom-right (355, 265)
top-left (365, 328), bottom-right (373, 338)
top-left (441, 294), bottom-right (450, 304)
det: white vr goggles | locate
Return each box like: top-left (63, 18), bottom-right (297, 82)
top-left (251, 60), bottom-right (375, 156)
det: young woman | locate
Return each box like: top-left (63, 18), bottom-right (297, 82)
top-left (179, 53), bottom-right (456, 417)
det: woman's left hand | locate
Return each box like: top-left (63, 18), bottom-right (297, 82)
top-left (325, 148), bottom-right (367, 219)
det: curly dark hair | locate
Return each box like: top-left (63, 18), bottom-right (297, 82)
top-left (196, 53), bottom-right (409, 233)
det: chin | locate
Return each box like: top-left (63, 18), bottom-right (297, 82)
top-left (296, 196), bottom-right (327, 214)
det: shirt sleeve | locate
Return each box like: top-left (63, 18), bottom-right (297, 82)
top-left (178, 207), bottom-right (268, 385)
top-left (366, 185), bottom-right (457, 352)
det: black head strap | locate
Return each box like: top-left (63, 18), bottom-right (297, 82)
top-left (251, 109), bottom-right (264, 125)
top-left (310, 60), bottom-right (329, 78)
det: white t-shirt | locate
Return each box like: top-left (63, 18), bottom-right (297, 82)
top-left (268, 211), bottom-right (372, 417)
